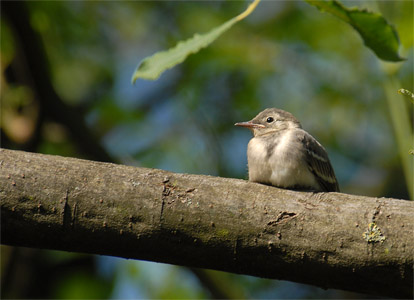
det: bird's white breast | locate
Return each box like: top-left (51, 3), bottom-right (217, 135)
top-left (247, 130), bottom-right (319, 189)
top-left (247, 137), bottom-right (271, 184)
top-left (268, 131), bottom-right (293, 182)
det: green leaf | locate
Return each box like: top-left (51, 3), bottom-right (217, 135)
top-left (132, 22), bottom-right (235, 82)
top-left (398, 88), bottom-right (414, 104)
top-left (305, 0), bottom-right (404, 62)
top-left (132, 0), bottom-right (260, 83)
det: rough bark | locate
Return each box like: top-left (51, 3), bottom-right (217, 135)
top-left (0, 148), bottom-right (412, 298)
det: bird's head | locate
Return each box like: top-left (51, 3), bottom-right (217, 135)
top-left (235, 108), bottom-right (301, 137)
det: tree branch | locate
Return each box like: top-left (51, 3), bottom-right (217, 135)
top-left (0, 148), bottom-right (412, 298)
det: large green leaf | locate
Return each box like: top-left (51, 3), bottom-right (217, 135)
top-left (131, 0), bottom-right (260, 83)
top-left (305, 0), bottom-right (404, 62)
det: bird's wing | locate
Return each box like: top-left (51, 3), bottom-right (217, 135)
top-left (301, 133), bottom-right (340, 192)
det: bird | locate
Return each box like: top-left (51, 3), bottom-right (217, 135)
top-left (235, 108), bottom-right (339, 192)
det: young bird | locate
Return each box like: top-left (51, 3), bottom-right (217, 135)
top-left (235, 108), bottom-right (339, 192)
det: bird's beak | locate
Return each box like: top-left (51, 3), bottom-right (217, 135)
top-left (234, 121), bottom-right (265, 129)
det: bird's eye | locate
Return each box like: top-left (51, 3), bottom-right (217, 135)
top-left (266, 117), bottom-right (274, 123)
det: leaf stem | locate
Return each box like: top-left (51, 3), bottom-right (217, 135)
top-left (236, 0), bottom-right (261, 21)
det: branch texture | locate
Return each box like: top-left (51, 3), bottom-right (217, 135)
top-left (0, 148), bottom-right (412, 298)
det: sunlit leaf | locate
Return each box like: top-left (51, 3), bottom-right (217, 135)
top-left (305, 0), bottom-right (404, 62)
top-left (397, 89), bottom-right (414, 155)
top-left (398, 88), bottom-right (414, 103)
top-left (131, 0), bottom-right (260, 83)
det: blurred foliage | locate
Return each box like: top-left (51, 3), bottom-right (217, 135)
top-left (134, 0), bottom-right (404, 83)
top-left (1, 0), bottom-right (412, 299)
